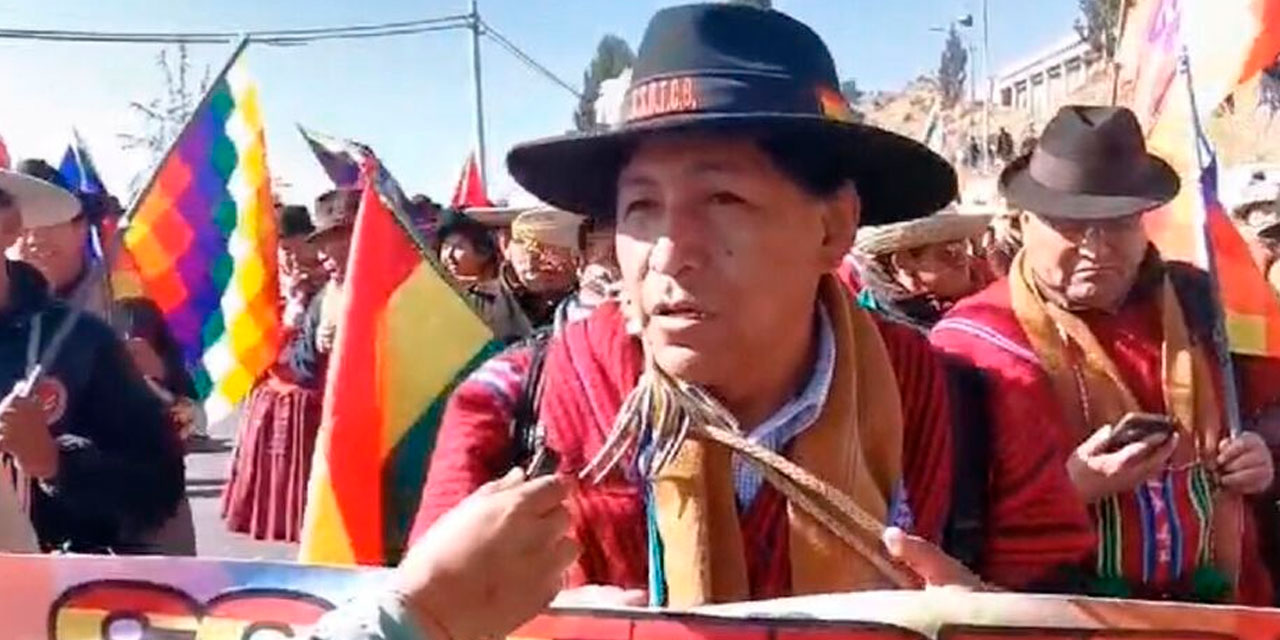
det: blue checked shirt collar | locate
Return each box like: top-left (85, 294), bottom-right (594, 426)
top-left (731, 303), bottom-right (836, 507)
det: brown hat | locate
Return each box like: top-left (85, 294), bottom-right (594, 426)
top-left (999, 105), bottom-right (1179, 219)
top-left (308, 188), bottom-right (360, 241)
top-left (277, 204), bottom-right (315, 239)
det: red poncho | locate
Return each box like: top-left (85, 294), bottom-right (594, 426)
top-left (933, 277), bottom-right (1278, 604)
top-left (412, 301), bottom-right (954, 598)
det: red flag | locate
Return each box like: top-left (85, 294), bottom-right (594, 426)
top-left (450, 152), bottom-right (492, 209)
top-left (0, 134), bottom-right (10, 170)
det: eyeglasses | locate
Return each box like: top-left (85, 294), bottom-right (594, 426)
top-left (1036, 214), bottom-right (1144, 243)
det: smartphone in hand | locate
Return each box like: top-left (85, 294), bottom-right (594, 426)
top-left (1101, 412), bottom-right (1176, 454)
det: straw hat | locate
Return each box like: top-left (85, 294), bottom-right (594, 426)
top-left (510, 207), bottom-right (585, 251)
top-left (854, 208), bottom-right (992, 256)
top-left (0, 160), bottom-right (81, 229)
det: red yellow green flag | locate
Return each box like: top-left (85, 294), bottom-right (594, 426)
top-left (299, 158), bottom-right (500, 565)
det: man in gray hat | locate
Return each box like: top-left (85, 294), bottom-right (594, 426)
top-left (933, 105), bottom-right (1278, 604)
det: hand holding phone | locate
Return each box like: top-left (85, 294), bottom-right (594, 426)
top-left (1100, 412), bottom-right (1176, 454)
top-left (1068, 413), bottom-right (1181, 502)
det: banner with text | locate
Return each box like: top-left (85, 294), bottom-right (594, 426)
top-left (5, 554), bottom-right (1280, 640)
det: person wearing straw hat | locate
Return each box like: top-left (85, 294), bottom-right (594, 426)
top-left (500, 206), bottom-right (586, 329)
top-left (412, 3), bottom-right (1009, 609)
top-left (932, 105), bottom-right (1278, 604)
top-left (852, 209), bottom-right (992, 331)
top-left (0, 165), bottom-right (184, 554)
top-left (7, 159), bottom-right (121, 325)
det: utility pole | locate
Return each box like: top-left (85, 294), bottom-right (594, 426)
top-left (468, 0), bottom-right (488, 185)
top-left (982, 0), bottom-right (992, 173)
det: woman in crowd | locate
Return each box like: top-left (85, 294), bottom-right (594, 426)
top-left (852, 209), bottom-right (993, 331)
top-left (222, 204), bottom-right (328, 542)
top-left (437, 210), bottom-right (533, 342)
top-left (114, 297), bottom-right (206, 444)
top-left (112, 296), bottom-right (201, 555)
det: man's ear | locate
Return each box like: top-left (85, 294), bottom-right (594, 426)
top-left (818, 181), bottom-right (858, 270)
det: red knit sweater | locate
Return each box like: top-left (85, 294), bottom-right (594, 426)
top-left (411, 302), bottom-right (953, 597)
top-left (932, 277), bottom-right (1278, 604)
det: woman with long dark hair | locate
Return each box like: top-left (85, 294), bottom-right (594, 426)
top-left (113, 297), bottom-right (206, 442)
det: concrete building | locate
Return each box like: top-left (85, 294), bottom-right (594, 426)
top-left (994, 35), bottom-right (1102, 124)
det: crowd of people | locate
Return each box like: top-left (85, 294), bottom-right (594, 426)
top-left (3, 3), bottom-right (1280, 640)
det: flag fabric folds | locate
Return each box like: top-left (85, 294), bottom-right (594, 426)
top-left (58, 129), bottom-right (106, 195)
top-left (120, 44), bottom-right (281, 421)
top-left (299, 158), bottom-right (500, 566)
top-left (0, 134), bottom-right (11, 170)
top-left (298, 125), bottom-right (365, 188)
top-left (1118, 0), bottom-right (1280, 357)
top-left (450, 151), bottom-right (492, 209)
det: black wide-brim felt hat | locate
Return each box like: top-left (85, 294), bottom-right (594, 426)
top-left (999, 105), bottom-right (1180, 219)
top-left (507, 3), bottom-right (957, 226)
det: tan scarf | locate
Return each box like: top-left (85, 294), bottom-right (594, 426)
top-left (651, 275), bottom-right (906, 606)
top-left (1007, 250), bottom-right (1241, 587)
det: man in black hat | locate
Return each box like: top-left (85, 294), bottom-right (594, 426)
top-left (0, 163), bottom-right (184, 554)
top-left (933, 105), bottom-right (1278, 604)
top-left (414, 3), bottom-right (1014, 608)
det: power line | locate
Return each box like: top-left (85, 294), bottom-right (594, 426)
top-left (480, 19), bottom-right (582, 99)
top-left (0, 15), bottom-right (471, 45)
top-left (0, 12), bottom-right (583, 99)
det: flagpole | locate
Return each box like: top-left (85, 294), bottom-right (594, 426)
top-left (1179, 47), bottom-right (1243, 438)
top-left (468, 0), bottom-right (488, 186)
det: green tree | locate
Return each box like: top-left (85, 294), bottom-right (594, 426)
top-left (937, 25), bottom-right (969, 108)
top-left (573, 35), bottom-right (636, 132)
top-left (727, 0), bottom-right (773, 8)
top-left (1074, 0), bottom-right (1130, 61)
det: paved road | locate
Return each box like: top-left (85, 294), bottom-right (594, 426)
top-left (188, 412), bottom-right (297, 561)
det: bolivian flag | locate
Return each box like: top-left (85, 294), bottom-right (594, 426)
top-left (299, 158), bottom-right (501, 565)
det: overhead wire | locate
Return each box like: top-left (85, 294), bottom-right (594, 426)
top-left (0, 14), bottom-right (471, 45)
top-left (0, 13), bottom-right (583, 97)
top-left (480, 19), bottom-right (582, 99)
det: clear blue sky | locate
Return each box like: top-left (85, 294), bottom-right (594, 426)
top-left (0, 0), bottom-right (1078, 207)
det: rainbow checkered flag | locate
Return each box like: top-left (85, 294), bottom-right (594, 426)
top-left (120, 40), bottom-right (280, 420)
